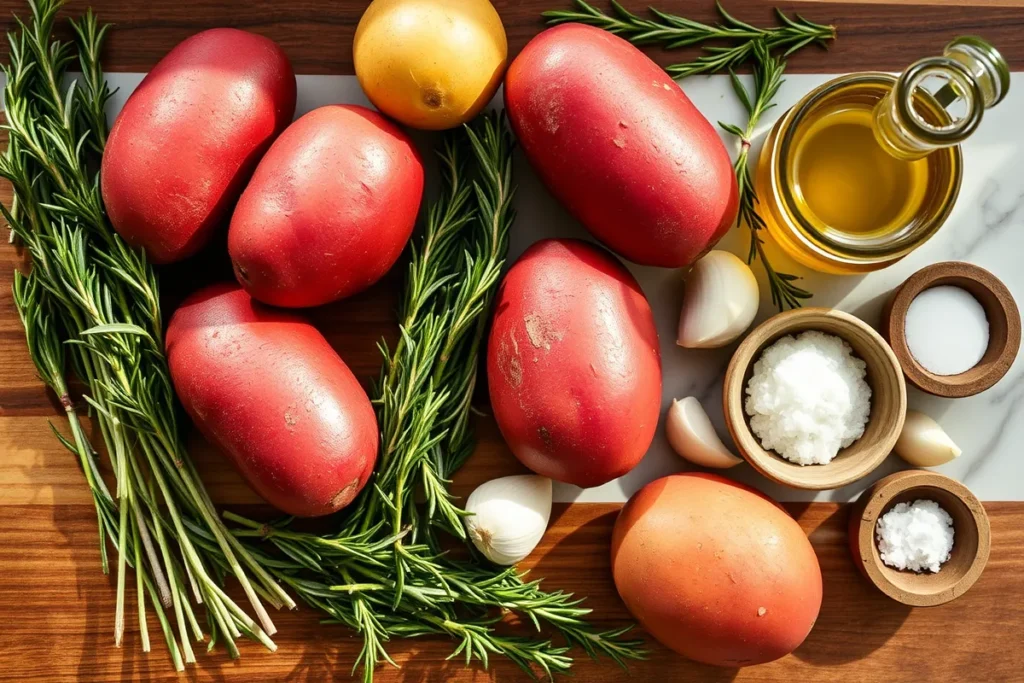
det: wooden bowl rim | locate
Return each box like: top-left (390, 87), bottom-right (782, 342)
top-left (723, 307), bottom-right (907, 490)
top-left (884, 261), bottom-right (1021, 398)
top-left (852, 470), bottom-right (991, 607)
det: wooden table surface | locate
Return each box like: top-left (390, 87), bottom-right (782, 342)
top-left (2, 0), bottom-right (1024, 681)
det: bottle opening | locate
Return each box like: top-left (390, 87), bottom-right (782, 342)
top-left (898, 58), bottom-right (982, 144)
top-left (914, 74), bottom-right (969, 123)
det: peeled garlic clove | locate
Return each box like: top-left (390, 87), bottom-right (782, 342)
top-left (677, 250), bottom-right (759, 349)
top-left (665, 397), bottom-right (743, 468)
top-left (894, 410), bottom-right (962, 467)
top-left (464, 474), bottom-right (553, 565)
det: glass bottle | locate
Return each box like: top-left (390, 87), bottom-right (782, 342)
top-left (755, 37), bottom-right (1009, 274)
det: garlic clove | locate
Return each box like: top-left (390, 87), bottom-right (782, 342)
top-left (665, 397), bottom-right (743, 468)
top-left (894, 410), bottom-right (962, 468)
top-left (464, 474), bottom-right (553, 565)
top-left (677, 250), bottom-right (759, 349)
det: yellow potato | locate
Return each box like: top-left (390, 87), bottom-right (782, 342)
top-left (353, 0), bottom-right (507, 130)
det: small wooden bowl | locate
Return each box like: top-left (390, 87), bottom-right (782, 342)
top-left (849, 470), bottom-right (991, 607)
top-left (723, 308), bottom-right (907, 490)
top-left (883, 261), bottom-right (1020, 398)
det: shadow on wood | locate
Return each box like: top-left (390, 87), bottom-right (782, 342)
top-left (791, 505), bottom-right (911, 666)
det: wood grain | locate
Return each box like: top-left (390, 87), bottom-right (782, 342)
top-left (0, 0), bottom-right (1022, 75)
top-left (2, 0), bottom-right (1024, 681)
top-left (1, 502), bottom-right (1022, 681)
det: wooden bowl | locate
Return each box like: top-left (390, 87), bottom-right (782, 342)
top-left (723, 308), bottom-right (907, 490)
top-left (883, 261), bottom-right (1020, 398)
top-left (849, 470), bottom-right (990, 607)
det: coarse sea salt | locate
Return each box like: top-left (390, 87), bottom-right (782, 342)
top-left (744, 330), bottom-right (871, 466)
top-left (876, 499), bottom-right (955, 573)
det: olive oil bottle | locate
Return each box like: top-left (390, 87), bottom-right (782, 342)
top-left (757, 37), bottom-right (1009, 274)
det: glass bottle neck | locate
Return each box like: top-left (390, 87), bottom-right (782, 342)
top-left (872, 37), bottom-right (1009, 161)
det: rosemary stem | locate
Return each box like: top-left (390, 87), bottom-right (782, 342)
top-left (143, 475), bottom-right (194, 663)
top-left (208, 581), bottom-right (278, 652)
top-left (175, 568), bottom-right (205, 641)
top-left (137, 439), bottom-right (225, 630)
top-left (182, 454), bottom-right (292, 608)
top-left (142, 572), bottom-right (184, 671)
top-left (174, 451), bottom-right (276, 634)
top-left (141, 423), bottom-right (279, 632)
top-left (205, 588), bottom-right (241, 659)
top-left (129, 470), bottom-right (175, 611)
top-left (59, 395), bottom-right (118, 572)
top-left (131, 489), bottom-right (172, 608)
top-left (131, 517), bottom-right (151, 653)
top-left (113, 429), bottom-right (130, 647)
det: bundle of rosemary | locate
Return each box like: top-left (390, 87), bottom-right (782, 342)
top-left (228, 114), bottom-right (642, 681)
top-left (544, 0), bottom-right (835, 309)
top-left (2, 0), bottom-right (294, 666)
top-left (3, 1), bottom-right (637, 678)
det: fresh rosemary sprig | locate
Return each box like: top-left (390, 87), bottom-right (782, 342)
top-left (719, 42), bottom-right (812, 310)
top-left (543, 0), bottom-right (834, 79)
top-left (2, 0), bottom-right (293, 666)
top-left (227, 113), bottom-right (643, 681)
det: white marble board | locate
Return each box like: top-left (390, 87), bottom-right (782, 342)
top-left (8, 71), bottom-right (1022, 503)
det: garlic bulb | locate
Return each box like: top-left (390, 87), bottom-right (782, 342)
top-left (464, 474), bottom-right (553, 565)
top-left (665, 397), bottom-right (743, 468)
top-left (677, 250), bottom-right (759, 349)
top-left (894, 410), bottom-right (962, 467)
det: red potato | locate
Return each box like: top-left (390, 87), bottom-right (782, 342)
top-left (612, 473), bottom-right (823, 667)
top-left (228, 105), bottom-right (424, 308)
top-left (165, 283), bottom-right (377, 517)
top-left (102, 29), bottom-right (296, 264)
top-left (486, 239), bottom-right (661, 488)
top-left (504, 24), bottom-right (738, 268)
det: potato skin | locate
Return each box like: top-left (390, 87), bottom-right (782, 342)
top-left (486, 239), bottom-right (661, 488)
top-left (612, 473), bottom-right (823, 666)
top-left (504, 24), bottom-right (738, 268)
top-left (102, 29), bottom-right (296, 264)
top-left (165, 283), bottom-right (377, 517)
top-left (228, 105), bottom-right (424, 308)
top-left (353, 0), bottom-right (508, 130)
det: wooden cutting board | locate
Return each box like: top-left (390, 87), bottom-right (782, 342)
top-left (2, 1), bottom-right (1024, 681)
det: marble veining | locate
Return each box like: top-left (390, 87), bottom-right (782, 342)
top-left (4, 71), bottom-right (1020, 502)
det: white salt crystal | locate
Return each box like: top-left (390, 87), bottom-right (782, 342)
top-left (905, 286), bottom-right (989, 376)
top-left (875, 499), bottom-right (955, 573)
top-left (744, 330), bottom-right (872, 466)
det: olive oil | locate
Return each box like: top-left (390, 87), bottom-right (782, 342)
top-left (756, 38), bottom-right (1009, 274)
top-left (791, 104), bottom-right (929, 238)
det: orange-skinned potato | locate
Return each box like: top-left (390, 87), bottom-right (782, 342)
top-left (504, 24), bottom-right (738, 268)
top-left (165, 283), bottom-right (377, 517)
top-left (102, 29), bottom-right (296, 264)
top-left (612, 473), bottom-right (823, 666)
top-left (486, 239), bottom-right (661, 488)
top-left (228, 105), bottom-right (424, 308)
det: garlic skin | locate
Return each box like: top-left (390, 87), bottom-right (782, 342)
top-left (665, 397), bottom-right (743, 468)
top-left (464, 474), bottom-right (553, 565)
top-left (677, 250), bottom-right (759, 349)
top-left (894, 410), bottom-right (962, 467)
